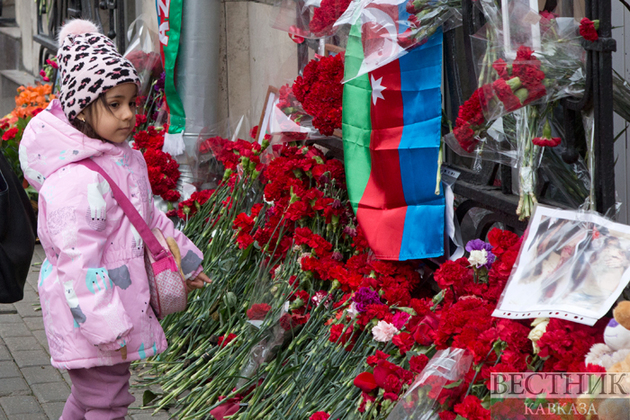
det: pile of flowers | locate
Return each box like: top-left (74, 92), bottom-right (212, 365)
top-left (131, 126), bottom-right (181, 202)
top-left (135, 130), bottom-right (608, 420)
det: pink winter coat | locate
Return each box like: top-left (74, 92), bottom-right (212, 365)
top-left (19, 100), bottom-right (204, 370)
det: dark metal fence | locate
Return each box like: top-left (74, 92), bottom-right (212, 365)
top-left (34, 0), bottom-right (126, 70)
top-left (442, 0), bottom-right (615, 239)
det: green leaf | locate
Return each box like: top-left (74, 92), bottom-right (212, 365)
top-left (142, 390), bottom-right (159, 406)
top-left (443, 379), bottom-right (463, 389)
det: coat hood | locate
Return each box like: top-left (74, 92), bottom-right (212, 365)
top-left (19, 99), bottom-right (129, 192)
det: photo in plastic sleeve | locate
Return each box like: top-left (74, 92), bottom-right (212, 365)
top-left (493, 205), bottom-right (630, 326)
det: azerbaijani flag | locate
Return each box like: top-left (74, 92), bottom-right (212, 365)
top-left (342, 3), bottom-right (445, 260)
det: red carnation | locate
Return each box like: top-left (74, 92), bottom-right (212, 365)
top-left (217, 333), bottom-right (237, 348)
top-left (453, 122), bottom-right (478, 153)
top-left (434, 259), bottom-right (471, 290)
top-left (493, 78), bottom-right (523, 112)
top-left (492, 58), bottom-right (510, 80)
top-left (409, 354), bottom-right (429, 373)
top-left (353, 372), bottom-right (378, 393)
top-left (246, 303), bottom-right (271, 320)
top-left (2, 127), bottom-right (18, 141)
top-left (309, 412), bottom-right (331, 420)
top-left (532, 136), bottom-right (561, 147)
top-left (580, 18), bottom-right (599, 42)
top-left (454, 395), bottom-right (490, 420)
top-left (392, 332), bottom-right (415, 355)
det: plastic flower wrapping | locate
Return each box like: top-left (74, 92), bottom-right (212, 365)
top-left (271, 0), bottom-right (354, 39)
top-left (335, 0), bottom-right (462, 81)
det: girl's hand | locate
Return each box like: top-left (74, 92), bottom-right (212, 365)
top-left (186, 272), bottom-right (211, 294)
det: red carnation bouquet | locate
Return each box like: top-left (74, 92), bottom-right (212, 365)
top-left (292, 53), bottom-right (344, 136)
top-left (132, 126), bottom-right (181, 203)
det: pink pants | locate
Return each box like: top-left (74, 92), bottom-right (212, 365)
top-left (60, 362), bottom-right (135, 420)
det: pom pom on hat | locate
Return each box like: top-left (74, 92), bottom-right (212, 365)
top-left (57, 19), bottom-right (99, 48)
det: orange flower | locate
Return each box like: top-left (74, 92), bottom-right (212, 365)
top-left (13, 84), bottom-right (55, 120)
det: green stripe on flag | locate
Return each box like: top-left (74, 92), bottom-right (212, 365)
top-left (162, 0), bottom-right (186, 135)
top-left (342, 21), bottom-right (372, 214)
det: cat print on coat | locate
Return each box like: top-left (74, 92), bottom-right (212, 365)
top-left (131, 172), bottom-right (149, 204)
top-left (85, 268), bottom-right (113, 293)
top-left (108, 265), bottom-right (132, 289)
top-left (86, 179), bottom-right (110, 231)
top-left (64, 280), bottom-right (86, 326)
top-left (181, 250), bottom-right (203, 277)
top-left (48, 206), bottom-right (79, 258)
top-left (137, 301), bottom-right (157, 360)
top-left (85, 268), bottom-right (130, 343)
top-left (18, 146), bottom-right (46, 188)
top-left (39, 259), bottom-right (54, 287)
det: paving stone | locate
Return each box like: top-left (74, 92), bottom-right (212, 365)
top-left (13, 300), bottom-right (41, 318)
top-left (22, 289), bottom-right (40, 304)
top-left (41, 401), bottom-right (65, 420)
top-left (61, 371), bottom-right (71, 387)
top-left (31, 382), bottom-right (70, 403)
top-left (129, 410), bottom-right (172, 419)
top-left (32, 329), bottom-right (50, 354)
top-left (0, 377), bottom-right (29, 397)
top-left (4, 336), bottom-right (40, 352)
top-left (0, 304), bottom-right (16, 314)
top-left (0, 395), bottom-right (43, 415)
top-left (21, 366), bottom-right (64, 385)
top-left (13, 348), bottom-right (51, 368)
top-left (9, 414), bottom-right (48, 420)
top-left (0, 344), bottom-right (11, 361)
top-left (0, 322), bottom-right (32, 338)
top-left (0, 407), bottom-right (6, 420)
top-left (24, 316), bottom-right (45, 331)
top-left (0, 361), bottom-right (20, 378)
top-left (0, 313), bottom-right (23, 323)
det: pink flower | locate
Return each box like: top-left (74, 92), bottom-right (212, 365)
top-left (372, 320), bottom-right (399, 342)
top-left (309, 412), bottom-right (331, 420)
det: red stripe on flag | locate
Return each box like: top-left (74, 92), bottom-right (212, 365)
top-left (356, 60), bottom-right (407, 259)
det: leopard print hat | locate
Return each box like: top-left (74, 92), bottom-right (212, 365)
top-left (57, 19), bottom-right (140, 121)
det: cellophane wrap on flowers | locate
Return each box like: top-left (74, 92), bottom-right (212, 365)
top-left (124, 18), bottom-right (163, 95)
top-left (125, 19), bottom-right (168, 134)
top-left (336, 0), bottom-right (461, 82)
top-left (449, 0), bottom-right (585, 156)
top-left (385, 348), bottom-right (473, 420)
top-left (270, 0), bottom-right (353, 39)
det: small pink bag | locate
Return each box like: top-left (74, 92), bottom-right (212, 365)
top-left (80, 160), bottom-right (187, 319)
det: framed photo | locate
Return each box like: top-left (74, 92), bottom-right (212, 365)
top-left (493, 205), bottom-right (630, 325)
top-left (324, 43), bottom-right (345, 57)
top-left (257, 86), bottom-right (279, 144)
top-left (501, 0), bottom-right (541, 59)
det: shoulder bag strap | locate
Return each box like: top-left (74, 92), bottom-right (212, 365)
top-left (79, 159), bottom-right (166, 259)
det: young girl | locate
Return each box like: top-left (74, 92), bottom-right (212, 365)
top-left (19, 19), bottom-right (209, 420)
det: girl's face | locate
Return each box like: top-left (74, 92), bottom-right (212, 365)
top-left (79, 83), bottom-right (137, 144)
